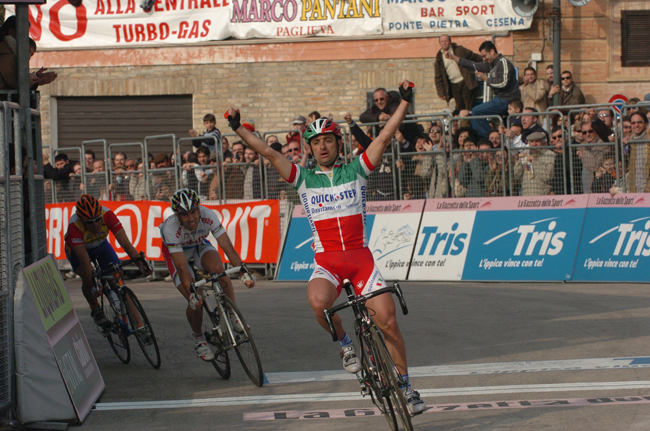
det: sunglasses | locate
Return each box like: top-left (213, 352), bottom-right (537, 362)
top-left (581, 130), bottom-right (594, 135)
top-left (561, 76), bottom-right (571, 80)
top-left (430, 130), bottom-right (442, 134)
top-left (82, 215), bottom-right (102, 224)
top-left (374, 98), bottom-right (386, 102)
top-left (290, 148), bottom-right (300, 152)
top-left (598, 113), bottom-right (610, 118)
top-left (552, 135), bottom-right (563, 139)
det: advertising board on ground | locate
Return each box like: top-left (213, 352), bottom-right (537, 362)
top-left (572, 194), bottom-right (650, 282)
top-left (276, 199), bottom-right (422, 281)
top-left (461, 195), bottom-right (588, 281)
top-left (45, 199), bottom-right (280, 263)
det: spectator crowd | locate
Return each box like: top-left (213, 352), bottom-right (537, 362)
top-left (41, 34), bottom-right (650, 203)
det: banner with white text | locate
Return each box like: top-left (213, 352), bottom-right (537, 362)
top-left (8, 0), bottom-right (530, 48)
top-left (45, 199), bottom-right (280, 263)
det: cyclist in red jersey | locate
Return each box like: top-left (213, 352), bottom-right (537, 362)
top-left (225, 80), bottom-right (425, 414)
top-left (65, 195), bottom-right (151, 329)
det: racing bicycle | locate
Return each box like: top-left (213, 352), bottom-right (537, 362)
top-left (190, 264), bottom-right (264, 387)
top-left (324, 280), bottom-right (413, 431)
top-left (93, 252), bottom-right (161, 369)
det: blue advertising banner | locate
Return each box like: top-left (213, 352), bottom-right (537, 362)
top-left (461, 196), bottom-right (588, 281)
top-left (276, 201), bottom-right (420, 281)
top-left (572, 194), bottom-right (650, 282)
top-left (275, 206), bottom-right (317, 281)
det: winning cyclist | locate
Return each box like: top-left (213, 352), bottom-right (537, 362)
top-left (159, 189), bottom-right (255, 362)
top-left (65, 194), bottom-right (151, 329)
top-left (225, 80), bottom-right (425, 414)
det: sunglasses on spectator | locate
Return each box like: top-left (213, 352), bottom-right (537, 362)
top-left (126, 163), bottom-right (136, 168)
top-left (552, 134), bottom-right (562, 139)
top-left (561, 76), bottom-right (571, 80)
top-left (430, 129), bottom-right (442, 134)
top-left (82, 216), bottom-right (102, 224)
top-left (374, 97), bottom-right (386, 102)
top-left (289, 148), bottom-right (300, 152)
top-left (598, 113), bottom-right (610, 118)
top-left (581, 130), bottom-right (594, 134)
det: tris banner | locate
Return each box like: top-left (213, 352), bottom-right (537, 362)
top-left (572, 194), bottom-right (650, 282)
top-left (6, 0), bottom-right (230, 48)
top-left (45, 199), bottom-right (280, 263)
top-left (383, 0), bottom-right (532, 35)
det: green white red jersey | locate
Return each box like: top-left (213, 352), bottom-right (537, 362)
top-left (286, 152), bottom-right (376, 254)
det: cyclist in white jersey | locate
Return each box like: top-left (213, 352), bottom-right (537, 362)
top-left (160, 189), bottom-right (254, 361)
top-left (225, 80), bottom-right (425, 414)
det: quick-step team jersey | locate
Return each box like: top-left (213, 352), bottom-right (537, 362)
top-left (159, 205), bottom-right (226, 253)
top-left (286, 152), bottom-right (376, 253)
top-left (64, 207), bottom-right (123, 249)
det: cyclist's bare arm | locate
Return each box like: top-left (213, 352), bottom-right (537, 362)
top-left (226, 107), bottom-right (294, 180)
top-left (364, 80), bottom-right (413, 168)
top-left (170, 251), bottom-right (194, 301)
top-left (72, 244), bottom-right (94, 288)
top-left (114, 228), bottom-right (151, 275)
top-left (216, 233), bottom-right (255, 288)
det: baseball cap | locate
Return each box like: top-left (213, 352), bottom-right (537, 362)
top-left (527, 131), bottom-right (547, 142)
top-left (153, 152), bottom-right (169, 164)
top-left (292, 115), bottom-right (306, 125)
top-left (242, 120), bottom-right (255, 132)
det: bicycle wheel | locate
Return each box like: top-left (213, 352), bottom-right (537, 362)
top-left (221, 297), bottom-right (264, 387)
top-left (357, 322), bottom-right (397, 431)
top-left (201, 304), bottom-right (230, 379)
top-left (101, 289), bottom-right (130, 364)
top-left (122, 287), bottom-right (161, 369)
top-left (369, 326), bottom-right (413, 431)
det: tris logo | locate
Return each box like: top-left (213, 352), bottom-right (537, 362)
top-left (485, 218), bottom-right (566, 256)
top-left (589, 217), bottom-right (650, 257)
top-left (416, 222), bottom-right (468, 256)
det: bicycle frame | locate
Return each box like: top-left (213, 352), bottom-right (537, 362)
top-left (323, 281), bottom-right (408, 343)
top-left (191, 264), bottom-right (250, 348)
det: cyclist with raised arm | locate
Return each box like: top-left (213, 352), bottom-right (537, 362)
top-left (160, 189), bottom-right (255, 362)
top-left (65, 194), bottom-right (151, 330)
top-left (225, 80), bottom-right (425, 414)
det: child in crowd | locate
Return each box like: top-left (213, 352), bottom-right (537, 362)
top-left (189, 113), bottom-right (222, 154)
top-left (591, 153), bottom-right (617, 194)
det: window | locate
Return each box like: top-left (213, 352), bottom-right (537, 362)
top-left (621, 10), bottom-right (650, 67)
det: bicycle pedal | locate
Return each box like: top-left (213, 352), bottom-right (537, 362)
top-left (360, 386), bottom-right (370, 397)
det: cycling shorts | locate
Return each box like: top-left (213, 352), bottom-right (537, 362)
top-left (65, 239), bottom-right (120, 272)
top-left (161, 240), bottom-right (217, 287)
top-left (310, 247), bottom-right (387, 297)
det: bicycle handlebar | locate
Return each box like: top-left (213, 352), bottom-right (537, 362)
top-left (322, 280), bottom-right (408, 342)
top-left (93, 252), bottom-right (150, 279)
top-left (189, 263), bottom-right (250, 294)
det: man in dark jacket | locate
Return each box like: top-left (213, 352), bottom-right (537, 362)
top-left (434, 34), bottom-right (483, 115)
top-left (446, 41), bottom-right (521, 140)
top-left (359, 88), bottom-right (420, 144)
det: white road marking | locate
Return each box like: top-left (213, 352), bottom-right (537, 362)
top-left (265, 356), bottom-right (650, 384)
top-left (94, 381), bottom-right (650, 411)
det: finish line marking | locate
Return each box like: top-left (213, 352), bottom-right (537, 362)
top-left (93, 381), bottom-right (650, 411)
top-left (244, 394), bottom-right (650, 421)
top-left (265, 356), bottom-right (650, 384)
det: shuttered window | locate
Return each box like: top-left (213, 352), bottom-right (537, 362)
top-left (622, 10), bottom-right (650, 67)
top-left (56, 95), bottom-right (193, 161)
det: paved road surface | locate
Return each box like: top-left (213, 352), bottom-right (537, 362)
top-left (64, 278), bottom-right (650, 431)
